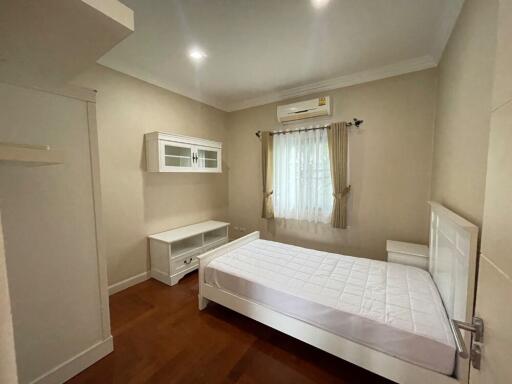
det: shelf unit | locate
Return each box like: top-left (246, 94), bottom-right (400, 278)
top-left (0, 142), bottom-right (64, 166)
top-left (148, 220), bottom-right (229, 286)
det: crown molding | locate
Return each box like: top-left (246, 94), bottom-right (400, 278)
top-left (101, 55), bottom-right (438, 113)
top-left (96, 60), bottom-right (228, 111)
top-left (430, 0), bottom-right (464, 62)
top-left (225, 55), bottom-right (437, 112)
top-left (2, 80), bottom-right (97, 103)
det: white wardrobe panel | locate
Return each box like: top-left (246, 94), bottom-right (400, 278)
top-left (0, 82), bottom-right (107, 383)
top-left (0, 213), bottom-right (18, 384)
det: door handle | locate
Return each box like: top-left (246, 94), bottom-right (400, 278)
top-left (449, 317), bottom-right (483, 369)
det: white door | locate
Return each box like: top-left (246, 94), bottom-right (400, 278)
top-left (159, 140), bottom-right (194, 172)
top-left (470, 2), bottom-right (512, 383)
top-left (194, 145), bottom-right (221, 173)
top-left (470, 101), bottom-right (512, 384)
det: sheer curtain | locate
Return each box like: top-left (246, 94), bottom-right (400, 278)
top-left (273, 128), bottom-right (333, 223)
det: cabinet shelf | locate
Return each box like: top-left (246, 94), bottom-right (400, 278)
top-left (0, 142), bottom-right (64, 166)
top-left (165, 155), bottom-right (190, 159)
top-left (204, 235), bottom-right (226, 246)
top-left (204, 227), bottom-right (229, 245)
top-left (171, 244), bottom-right (201, 258)
top-left (170, 234), bottom-right (203, 258)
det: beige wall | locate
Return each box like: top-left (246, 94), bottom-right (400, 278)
top-left (74, 65), bottom-right (229, 286)
top-left (226, 69), bottom-right (437, 261)
top-left (0, 83), bottom-right (106, 383)
top-left (430, 0), bottom-right (498, 227)
top-left (0, 213), bottom-right (18, 384)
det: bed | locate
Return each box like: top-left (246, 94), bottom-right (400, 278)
top-left (197, 202), bottom-right (479, 384)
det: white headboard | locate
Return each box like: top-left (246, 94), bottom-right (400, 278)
top-left (428, 202), bottom-right (479, 322)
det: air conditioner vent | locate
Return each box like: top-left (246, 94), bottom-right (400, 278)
top-left (277, 96), bottom-right (331, 123)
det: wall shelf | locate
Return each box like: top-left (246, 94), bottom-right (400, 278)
top-left (0, 143), bottom-right (64, 166)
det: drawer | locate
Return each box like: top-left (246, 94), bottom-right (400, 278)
top-left (171, 253), bottom-right (199, 275)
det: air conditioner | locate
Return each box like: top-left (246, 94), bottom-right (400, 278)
top-left (277, 96), bottom-right (331, 123)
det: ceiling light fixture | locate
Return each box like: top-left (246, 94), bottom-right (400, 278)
top-left (311, 0), bottom-right (330, 9)
top-left (188, 47), bottom-right (207, 63)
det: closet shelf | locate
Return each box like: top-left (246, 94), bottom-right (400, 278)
top-left (0, 142), bottom-right (64, 166)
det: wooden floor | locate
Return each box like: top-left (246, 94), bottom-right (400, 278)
top-left (66, 272), bottom-right (394, 384)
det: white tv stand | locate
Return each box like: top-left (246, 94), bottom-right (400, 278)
top-left (148, 220), bottom-right (229, 286)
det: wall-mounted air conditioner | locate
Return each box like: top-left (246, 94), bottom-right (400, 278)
top-left (277, 96), bottom-right (331, 123)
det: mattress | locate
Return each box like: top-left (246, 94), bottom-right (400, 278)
top-left (205, 239), bottom-right (456, 375)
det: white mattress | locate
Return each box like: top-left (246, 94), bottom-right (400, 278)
top-left (205, 239), bottom-right (455, 375)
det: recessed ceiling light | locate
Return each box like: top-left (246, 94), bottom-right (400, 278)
top-left (311, 0), bottom-right (330, 9)
top-left (188, 47), bottom-right (207, 62)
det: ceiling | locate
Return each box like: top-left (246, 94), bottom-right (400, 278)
top-left (99, 0), bottom-right (464, 111)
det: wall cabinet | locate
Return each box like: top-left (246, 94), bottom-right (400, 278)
top-left (145, 132), bottom-right (222, 173)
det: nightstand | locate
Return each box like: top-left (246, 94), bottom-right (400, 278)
top-left (386, 240), bottom-right (429, 270)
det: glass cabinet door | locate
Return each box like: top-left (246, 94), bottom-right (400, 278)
top-left (160, 141), bottom-right (193, 170)
top-left (195, 146), bottom-right (220, 172)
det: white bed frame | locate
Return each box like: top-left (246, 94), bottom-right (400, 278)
top-left (197, 202), bottom-right (478, 384)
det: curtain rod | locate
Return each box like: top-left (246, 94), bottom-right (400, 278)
top-left (255, 118), bottom-right (363, 138)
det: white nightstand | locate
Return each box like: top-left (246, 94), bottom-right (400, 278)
top-left (386, 240), bottom-right (429, 270)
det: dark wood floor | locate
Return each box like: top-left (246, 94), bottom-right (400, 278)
top-left (66, 272), bottom-right (394, 384)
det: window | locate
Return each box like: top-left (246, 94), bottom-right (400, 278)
top-left (273, 128), bottom-right (333, 223)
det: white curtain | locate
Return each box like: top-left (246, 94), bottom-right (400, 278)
top-left (273, 128), bottom-right (333, 223)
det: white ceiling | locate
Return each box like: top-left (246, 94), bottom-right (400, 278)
top-left (99, 0), bottom-right (464, 111)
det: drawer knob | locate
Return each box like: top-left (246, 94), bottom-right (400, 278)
top-left (184, 258), bottom-right (193, 265)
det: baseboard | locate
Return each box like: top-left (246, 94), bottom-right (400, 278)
top-left (150, 267), bottom-right (197, 287)
top-left (30, 336), bottom-right (113, 384)
top-left (150, 269), bottom-right (173, 286)
top-left (108, 271), bottom-right (150, 295)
